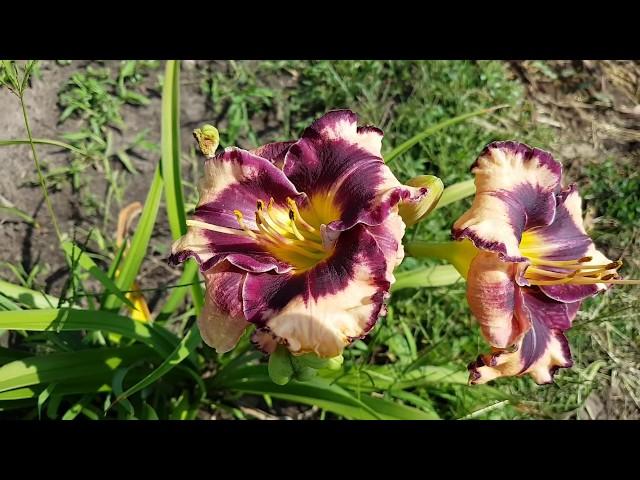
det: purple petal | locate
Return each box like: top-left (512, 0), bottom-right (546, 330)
top-left (198, 261), bottom-right (250, 353)
top-left (250, 141), bottom-right (295, 168)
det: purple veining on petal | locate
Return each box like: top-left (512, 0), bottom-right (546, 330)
top-left (539, 283), bottom-right (600, 303)
top-left (451, 227), bottom-right (520, 262)
top-left (170, 147), bottom-right (303, 274)
top-left (283, 110), bottom-right (406, 232)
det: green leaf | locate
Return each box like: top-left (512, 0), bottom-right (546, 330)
top-left (37, 383), bottom-right (56, 419)
top-left (0, 346), bottom-right (156, 394)
top-left (112, 325), bottom-right (202, 405)
top-left (0, 280), bottom-right (64, 309)
top-left (161, 60), bottom-right (186, 240)
top-left (215, 364), bottom-right (382, 420)
top-left (268, 345), bottom-right (294, 385)
top-left (384, 104), bottom-right (509, 163)
top-left (359, 394), bottom-right (438, 420)
top-left (61, 241), bottom-right (135, 310)
top-left (0, 309), bottom-right (177, 357)
top-left (159, 60), bottom-right (204, 317)
top-left (0, 346), bottom-right (31, 365)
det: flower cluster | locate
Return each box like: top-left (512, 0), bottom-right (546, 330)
top-left (170, 111), bottom-right (636, 387)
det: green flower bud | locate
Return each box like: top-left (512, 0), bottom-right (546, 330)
top-left (193, 124), bottom-right (220, 158)
top-left (398, 175), bottom-right (444, 227)
top-left (268, 345), bottom-right (293, 385)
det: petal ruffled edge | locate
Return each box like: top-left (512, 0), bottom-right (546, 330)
top-left (469, 288), bottom-right (579, 385)
top-left (453, 141), bottom-right (562, 262)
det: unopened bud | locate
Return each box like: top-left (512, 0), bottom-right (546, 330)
top-left (193, 124), bottom-right (220, 158)
top-left (398, 175), bottom-right (444, 227)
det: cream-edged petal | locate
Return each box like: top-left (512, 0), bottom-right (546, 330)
top-left (453, 141), bottom-right (562, 261)
top-left (198, 261), bottom-right (250, 353)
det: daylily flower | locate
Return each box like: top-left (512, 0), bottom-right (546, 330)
top-left (169, 110), bottom-right (439, 358)
top-left (451, 141), bottom-right (638, 385)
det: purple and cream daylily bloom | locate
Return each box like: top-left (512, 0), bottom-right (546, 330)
top-left (452, 141), bottom-right (637, 385)
top-left (169, 110), bottom-right (432, 358)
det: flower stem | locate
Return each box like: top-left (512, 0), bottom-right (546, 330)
top-left (18, 93), bottom-right (63, 243)
top-left (404, 239), bottom-right (479, 279)
top-left (405, 241), bottom-right (456, 261)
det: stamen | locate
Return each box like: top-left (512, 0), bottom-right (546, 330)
top-left (288, 210), bottom-right (306, 241)
top-left (233, 210), bottom-right (258, 239)
top-left (286, 197), bottom-right (317, 233)
top-left (186, 218), bottom-right (255, 239)
top-left (256, 205), bottom-right (290, 238)
top-left (529, 257), bottom-right (591, 267)
top-left (255, 216), bottom-right (326, 260)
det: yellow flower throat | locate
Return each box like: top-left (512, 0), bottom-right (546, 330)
top-left (187, 195), bottom-right (340, 272)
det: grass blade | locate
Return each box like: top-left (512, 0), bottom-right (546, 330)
top-left (384, 104), bottom-right (509, 163)
top-left (161, 60), bottom-right (186, 239)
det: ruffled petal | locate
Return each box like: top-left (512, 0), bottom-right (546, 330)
top-left (469, 288), bottom-right (578, 385)
top-left (250, 141), bottom-right (295, 168)
top-left (198, 261), bottom-right (250, 353)
top-left (453, 141), bottom-right (562, 261)
top-left (283, 110), bottom-right (425, 234)
top-left (242, 223), bottom-right (392, 358)
top-left (169, 147), bottom-right (303, 273)
top-left (466, 251), bottom-right (528, 348)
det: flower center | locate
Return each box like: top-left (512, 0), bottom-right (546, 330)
top-left (519, 232), bottom-right (639, 286)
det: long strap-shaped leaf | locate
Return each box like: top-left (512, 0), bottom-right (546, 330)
top-left (214, 364), bottom-right (383, 420)
top-left (0, 309), bottom-right (176, 357)
top-left (162, 60), bottom-right (186, 240)
top-left (110, 324), bottom-right (202, 406)
top-left (0, 279), bottom-right (67, 309)
top-left (0, 346), bottom-right (155, 395)
top-left (384, 104), bottom-right (508, 163)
